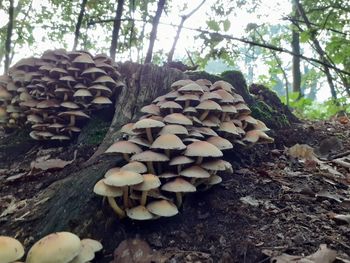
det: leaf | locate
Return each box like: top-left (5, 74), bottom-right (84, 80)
top-left (206, 20), bottom-right (220, 31)
top-left (113, 239), bottom-right (153, 263)
top-left (287, 144), bottom-right (317, 161)
top-left (30, 150), bottom-right (77, 172)
top-left (300, 31), bottom-right (310, 43)
top-left (222, 19), bottom-right (231, 32)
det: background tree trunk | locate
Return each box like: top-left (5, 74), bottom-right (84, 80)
top-left (72, 0), bottom-right (88, 51)
top-left (110, 0), bottom-right (125, 61)
top-left (144, 0), bottom-right (166, 64)
top-left (4, 0), bottom-right (14, 74)
top-left (292, 2), bottom-right (302, 98)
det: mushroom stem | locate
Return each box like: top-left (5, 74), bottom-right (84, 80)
top-left (122, 153), bottom-right (130, 161)
top-left (200, 110), bottom-right (209, 121)
top-left (196, 156), bottom-right (203, 165)
top-left (177, 164), bottom-right (182, 174)
top-left (107, 197), bottom-right (125, 219)
top-left (221, 112), bottom-right (226, 122)
top-left (165, 149), bottom-right (170, 158)
top-left (146, 128), bottom-right (153, 143)
top-left (63, 93), bottom-right (68, 101)
top-left (69, 115), bottom-right (76, 126)
top-left (190, 178), bottom-right (197, 185)
top-left (96, 90), bottom-right (101, 97)
top-left (185, 101), bottom-right (190, 108)
top-left (146, 161), bottom-right (155, 174)
top-left (176, 192), bottom-right (183, 207)
top-left (123, 186), bottom-right (129, 208)
top-left (140, 191), bottom-right (148, 206)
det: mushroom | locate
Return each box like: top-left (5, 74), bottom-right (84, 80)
top-left (126, 205), bottom-right (153, 220)
top-left (105, 140), bottom-right (142, 161)
top-left (93, 179), bottom-right (125, 218)
top-left (0, 236), bottom-right (24, 263)
top-left (133, 118), bottom-right (165, 143)
top-left (121, 161), bottom-right (147, 173)
top-left (180, 165), bottom-right (211, 185)
top-left (159, 101), bottom-right (183, 114)
top-left (150, 134), bottom-right (186, 157)
top-left (195, 100), bottom-right (222, 121)
top-left (141, 104), bottom-right (160, 116)
top-left (58, 110), bottom-right (90, 126)
top-left (133, 174), bottom-right (161, 205)
top-left (146, 200), bottom-right (178, 217)
top-left (158, 124), bottom-right (188, 137)
top-left (161, 178), bottom-right (196, 207)
top-left (104, 170), bottom-right (143, 209)
top-left (163, 113), bottom-right (193, 126)
top-left (206, 136), bottom-right (233, 151)
top-left (184, 141), bottom-right (223, 164)
top-left (169, 155), bottom-right (194, 173)
top-left (243, 130), bottom-right (274, 144)
top-left (131, 150), bottom-right (169, 174)
top-left (26, 232), bottom-right (81, 263)
top-left (69, 239), bottom-right (100, 263)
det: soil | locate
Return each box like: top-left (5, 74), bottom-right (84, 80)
top-left (1, 118), bottom-right (350, 263)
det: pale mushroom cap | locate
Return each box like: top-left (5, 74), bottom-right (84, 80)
top-left (254, 120), bottom-right (270, 131)
top-left (169, 155), bottom-right (194, 166)
top-left (131, 150), bottom-right (169, 162)
top-left (58, 110), bottom-right (90, 119)
top-left (206, 136), bottom-right (233, 150)
top-left (196, 100), bottom-right (222, 111)
top-left (0, 236), bottom-right (24, 263)
top-left (170, 79), bottom-right (194, 89)
top-left (61, 101), bottom-right (80, 109)
top-left (104, 167), bottom-right (121, 178)
top-left (128, 136), bottom-right (151, 147)
top-left (219, 122), bottom-right (240, 136)
top-left (200, 92), bottom-right (222, 101)
top-left (151, 134), bottom-right (186, 151)
top-left (120, 123), bottom-right (137, 135)
top-left (121, 161), bottom-right (147, 173)
top-left (26, 232), bottom-right (81, 263)
top-left (104, 170), bottom-right (144, 187)
top-left (243, 130), bottom-right (274, 144)
top-left (158, 172), bottom-right (179, 178)
top-left (235, 103), bottom-right (251, 113)
top-left (80, 239), bottom-right (103, 253)
top-left (133, 174), bottom-right (161, 191)
top-left (239, 115), bottom-right (258, 125)
top-left (194, 127), bottom-right (218, 136)
top-left (208, 175), bottom-right (223, 185)
top-left (88, 84), bottom-right (112, 95)
top-left (93, 179), bottom-right (123, 197)
top-left (222, 105), bottom-right (238, 114)
top-left (212, 89), bottom-right (235, 103)
top-left (180, 165), bottom-right (211, 178)
top-left (105, 140), bottom-right (142, 154)
top-left (141, 104), bottom-right (160, 115)
top-left (161, 178), bottom-right (196, 192)
top-left (178, 83), bottom-right (204, 94)
top-left (159, 101), bottom-right (183, 110)
top-left (184, 141), bottom-right (223, 158)
top-left (69, 241), bottom-right (95, 263)
top-left (92, 96), bottom-right (112, 104)
top-left (133, 118), bottom-right (165, 130)
top-left (201, 160), bottom-right (232, 171)
top-left (147, 200), bottom-right (178, 217)
top-left (126, 205), bottom-right (153, 220)
top-left (159, 124), bottom-right (188, 136)
top-left (163, 113), bottom-right (193, 126)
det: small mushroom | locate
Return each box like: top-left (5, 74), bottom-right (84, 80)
top-left (161, 178), bottom-right (196, 207)
top-left (133, 118), bottom-right (165, 143)
top-left (146, 200), bottom-right (178, 217)
top-left (105, 140), bottom-right (142, 161)
top-left (131, 150), bottom-right (169, 174)
top-left (133, 174), bottom-right (161, 205)
top-left (150, 134), bottom-right (186, 157)
top-left (0, 236), bottom-right (24, 263)
top-left (184, 141), bottom-right (223, 164)
top-left (126, 205), bottom-right (153, 220)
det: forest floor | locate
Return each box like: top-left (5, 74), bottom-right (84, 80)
top-left (0, 118), bottom-right (350, 263)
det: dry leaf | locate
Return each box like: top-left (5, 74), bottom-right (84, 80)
top-left (113, 238), bottom-right (153, 263)
top-left (30, 150), bottom-right (77, 172)
top-left (288, 144), bottom-right (317, 161)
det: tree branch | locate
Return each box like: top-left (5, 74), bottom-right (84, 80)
top-left (72, 0), bottom-right (88, 51)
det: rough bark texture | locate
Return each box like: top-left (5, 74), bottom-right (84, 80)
top-left (4, 0), bottom-right (14, 74)
top-left (110, 0), bottom-right (125, 61)
top-left (144, 0), bottom-right (166, 63)
top-left (0, 63), bottom-right (298, 251)
top-left (72, 0), bottom-right (88, 51)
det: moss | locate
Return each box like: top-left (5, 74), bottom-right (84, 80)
top-left (251, 101), bottom-right (290, 129)
top-left (79, 117), bottom-right (110, 146)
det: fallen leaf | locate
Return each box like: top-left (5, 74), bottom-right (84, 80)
top-left (331, 214), bottom-right (350, 224)
top-left (287, 144), bottom-right (317, 161)
top-left (113, 238), bottom-right (153, 263)
top-left (30, 150), bottom-right (77, 172)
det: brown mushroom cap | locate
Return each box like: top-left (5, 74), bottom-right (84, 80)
top-left (121, 161), bottom-right (147, 173)
top-left (201, 159), bottom-right (232, 171)
top-left (195, 79), bottom-right (212, 87)
top-left (206, 136), bottom-right (233, 150)
top-left (219, 122), bottom-right (240, 136)
top-left (141, 104), bottom-right (160, 115)
top-left (151, 134), bottom-right (186, 151)
top-left (169, 155), bottom-right (194, 166)
top-left (104, 170), bottom-right (144, 187)
top-left (184, 141), bottom-right (223, 158)
top-left (159, 101), bottom-right (183, 111)
top-left (105, 141), bottom-right (142, 154)
top-left (133, 118), bottom-right (165, 130)
top-left (161, 178), bottom-right (196, 192)
top-left (0, 236), bottom-right (24, 263)
top-left (196, 100), bottom-right (222, 112)
top-left (178, 83), bottom-right (204, 94)
top-left (133, 174), bottom-right (161, 191)
top-left (93, 179), bottom-right (123, 197)
top-left (211, 80), bottom-right (235, 93)
top-left (146, 200), bottom-right (178, 217)
top-left (170, 79), bottom-right (194, 90)
top-left (26, 232), bottom-right (81, 263)
top-left (131, 150), bottom-right (169, 162)
top-left (180, 165), bottom-right (211, 179)
top-left (72, 53), bottom-right (95, 66)
top-left (163, 113), bottom-right (193, 126)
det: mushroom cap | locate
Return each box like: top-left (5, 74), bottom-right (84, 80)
top-left (61, 101), bottom-right (80, 109)
top-left (92, 75), bottom-right (117, 88)
top-left (88, 84), bottom-right (112, 95)
top-left (163, 113), bottom-right (192, 126)
top-left (164, 90), bottom-right (180, 99)
top-left (207, 175), bottom-right (223, 185)
top-left (126, 205), bottom-right (153, 220)
top-left (200, 92), bottom-right (222, 102)
top-left (26, 232), bottom-right (81, 263)
top-left (69, 240), bottom-right (96, 263)
top-left (72, 53), bottom-right (95, 65)
top-left (174, 94), bottom-right (200, 103)
top-left (180, 165), bottom-right (211, 178)
top-left (211, 80), bottom-right (235, 93)
top-left (253, 120), bottom-right (270, 131)
top-left (0, 236), bottom-right (24, 263)
top-left (82, 67), bottom-right (107, 76)
top-left (141, 104), bottom-right (160, 115)
top-left (128, 136), bottom-right (151, 147)
top-left (196, 100), bottom-right (222, 112)
top-left (183, 106), bottom-right (197, 115)
top-left (243, 130), bottom-right (274, 144)
top-left (104, 170), bottom-right (144, 187)
top-left (159, 124), bottom-right (188, 136)
top-left (93, 179), bottom-right (123, 197)
top-left (222, 105), bottom-right (237, 114)
top-left (170, 79), bottom-right (194, 90)
top-left (131, 150), bottom-right (169, 162)
top-left (206, 136), bottom-right (233, 150)
top-left (147, 200), bottom-right (178, 217)
top-left (151, 134), bottom-right (186, 151)
top-left (178, 83), bottom-right (204, 94)
top-left (233, 93), bottom-right (245, 103)
top-left (120, 123), bottom-right (137, 135)
top-left (161, 178), bottom-right (196, 192)
top-left (212, 89), bottom-right (235, 103)
top-left (80, 238), bottom-right (103, 253)
top-left (195, 79), bottom-right (212, 87)
top-left (104, 167), bottom-right (121, 178)
top-left (194, 127), bottom-right (218, 136)
top-left (36, 100), bottom-right (60, 109)
top-left (169, 155), bottom-right (194, 166)
top-left (201, 160), bottom-right (232, 171)
top-left (184, 141), bottom-right (223, 158)
top-left (92, 96), bottom-right (112, 105)
top-left (239, 115), bottom-right (257, 125)
top-left (159, 101), bottom-right (183, 111)
top-left (58, 110), bottom-right (90, 119)
top-left (219, 122), bottom-right (240, 136)
top-left (235, 103), bottom-right (251, 114)
top-left (133, 118), bottom-right (165, 130)
top-left (105, 140), bottom-right (142, 154)
top-left (133, 174), bottom-right (161, 191)
top-left (158, 172), bottom-right (178, 178)
top-left (121, 161), bottom-right (147, 173)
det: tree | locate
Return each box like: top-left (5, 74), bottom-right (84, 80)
top-left (144, 0), bottom-right (166, 64)
top-left (110, 0), bottom-right (125, 61)
top-left (72, 0), bottom-right (88, 51)
top-left (291, 1), bottom-right (302, 98)
top-left (4, 0), bottom-right (14, 74)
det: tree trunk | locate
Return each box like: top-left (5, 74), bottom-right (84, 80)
top-left (72, 0), bottom-right (88, 51)
top-left (4, 0), bottom-right (14, 74)
top-left (144, 0), bottom-right (166, 64)
top-left (110, 0), bottom-right (125, 61)
top-left (291, 2), bottom-right (302, 98)
top-left (294, 0), bottom-right (337, 99)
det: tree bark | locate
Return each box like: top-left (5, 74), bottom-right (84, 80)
top-left (144, 0), bottom-right (166, 64)
top-left (294, 0), bottom-right (337, 99)
top-left (167, 0), bottom-right (206, 63)
top-left (291, 2), bottom-right (302, 98)
top-left (4, 0), bottom-right (14, 74)
top-left (72, 0), bottom-right (88, 51)
top-left (110, 0), bottom-right (125, 61)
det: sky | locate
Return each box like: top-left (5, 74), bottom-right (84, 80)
top-left (0, 0), bottom-right (331, 100)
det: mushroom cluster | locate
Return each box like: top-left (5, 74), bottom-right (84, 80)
top-left (0, 49), bottom-right (123, 141)
top-left (94, 79), bottom-right (273, 220)
top-left (0, 232), bottom-right (102, 263)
